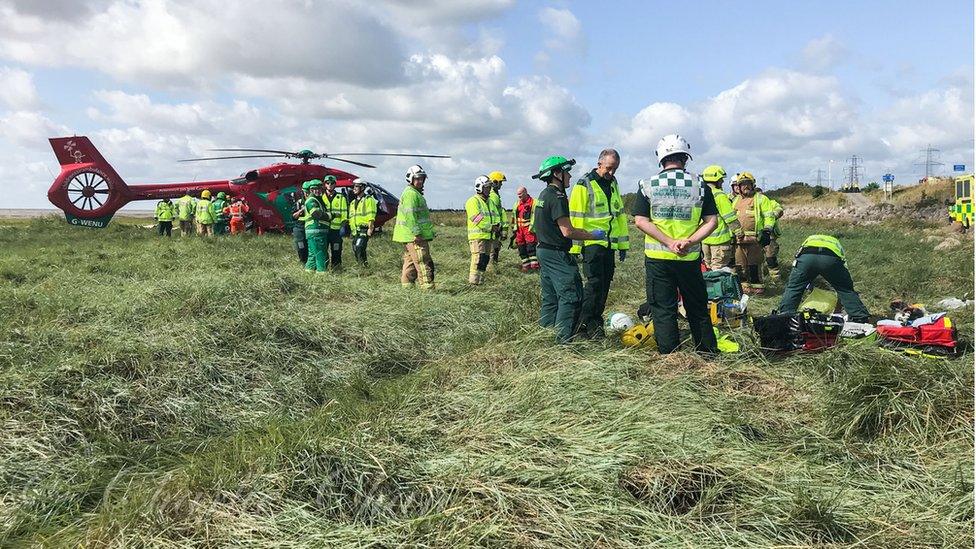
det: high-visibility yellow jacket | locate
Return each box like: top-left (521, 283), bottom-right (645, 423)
top-left (800, 234), bottom-right (846, 261)
top-left (322, 192), bottom-right (348, 230)
top-left (393, 185), bottom-right (435, 242)
top-left (304, 195), bottom-right (328, 233)
top-left (488, 190), bottom-right (505, 238)
top-left (638, 168), bottom-right (705, 261)
top-left (176, 195), bottom-right (196, 221)
top-left (195, 199), bottom-right (214, 224)
top-left (732, 192), bottom-right (782, 235)
top-left (703, 188), bottom-right (741, 245)
top-left (155, 201), bottom-right (176, 222)
top-left (465, 194), bottom-right (497, 240)
top-left (349, 196), bottom-right (378, 235)
top-left (568, 171), bottom-right (629, 254)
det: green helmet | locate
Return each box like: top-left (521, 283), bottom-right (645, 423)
top-left (323, 175), bottom-right (337, 185)
top-left (532, 156), bottom-right (576, 180)
top-left (217, 191), bottom-right (227, 199)
top-left (702, 165), bottom-right (727, 184)
top-left (306, 179), bottom-right (323, 190)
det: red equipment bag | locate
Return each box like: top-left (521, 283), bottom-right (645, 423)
top-left (876, 316), bottom-right (959, 356)
top-left (753, 310), bottom-right (843, 354)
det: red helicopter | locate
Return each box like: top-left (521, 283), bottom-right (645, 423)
top-left (47, 136), bottom-right (448, 231)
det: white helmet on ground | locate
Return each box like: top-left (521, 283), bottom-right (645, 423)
top-left (475, 174), bottom-right (491, 193)
top-left (405, 165), bottom-right (427, 182)
top-left (655, 134), bottom-right (693, 166)
top-left (608, 312), bottom-right (636, 332)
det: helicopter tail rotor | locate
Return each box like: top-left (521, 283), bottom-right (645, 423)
top-left (48, 136), bottom-right (131, 228)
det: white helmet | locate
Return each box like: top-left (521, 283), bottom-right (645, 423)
top-left (655, 134), bottom-right (693, 166)
top-left (405, 165), bottom-right (427, 182)
top-left (475, 174), bottom-right (491, 193)
top-left (607, 312), bottom-right (636, 332)
top-left (352, 177), bottom-right (368, 187)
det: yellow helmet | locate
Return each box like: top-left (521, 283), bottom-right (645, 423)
top-left (488, 171), bottom-right (506, 183)
top-left (201, 189), bottom-right (212, 199)
top-left (737, 172), bottom-right (756, 185)
top-left (702, 165), bottom-right (727, 183)
top-left (621, 321), bottom-right (657, 349)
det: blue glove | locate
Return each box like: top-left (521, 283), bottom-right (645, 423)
top-left (591, 229), bottom-right (607, 240)
top-left (618, 249), bottom-right (626, 262)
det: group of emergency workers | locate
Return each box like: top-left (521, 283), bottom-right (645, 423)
top-left (269, 132), bottom-right (870, 355)
top-left (293, 176), bottom-right (379, 272)
top-left (154, 190), bottom-right (251, 237)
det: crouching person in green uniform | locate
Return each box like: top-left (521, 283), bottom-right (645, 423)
top-left (303, 180), bottom-right (330, 273)
top-left (633, 134), bottom-right (719, 355)
top-left (778, 234), bottom-right (870, 322)
top-left (531, 156), bottom-right (606, 344)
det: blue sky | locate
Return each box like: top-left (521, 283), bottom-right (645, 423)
top-left (0, 0), bottom-right (972, 209)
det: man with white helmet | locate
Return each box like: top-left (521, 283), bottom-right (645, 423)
top-left (700, 165), bottom-right (743, 270)
top-left (465, 175), bottom-right (501, 284)
top-left (393, 165), bottom-right (436, 289)
top-left (349, 178), bottom-right (378, 267)
top-left (487, 171), bottom-right (507, 266)
top-left (632, 134), bottom-right (719, 354)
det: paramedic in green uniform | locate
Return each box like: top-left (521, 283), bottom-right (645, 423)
top-left (632, 134), bottom-right (719, 354)
top-left (777, 234), bottom-right (870, 323)
top-left (303, 179), bottom-right (330, 273)
top-left (530, 156), bottom-right (606, 344)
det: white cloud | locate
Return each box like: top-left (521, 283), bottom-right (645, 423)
top-left (801, 34), bottom-right (848, 72)
top-left (0, 66), bottom-right (38, 109)
top-left (0, 0), bottom-right (407, 89)
top-left (538, 7), bottom-right (583, 51)
top-left (0, 110), bottom-right (68, 148)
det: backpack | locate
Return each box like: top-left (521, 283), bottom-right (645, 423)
top-left (703, 270), bottom-right (743, 302)
top-left (753, 310), bottom-right (844, 354)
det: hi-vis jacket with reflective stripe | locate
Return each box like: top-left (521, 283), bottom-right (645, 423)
top-left (465, 194), bottom-right (498, 240)
top-left (639, 168), bottom-right (705, 261)
top-left (568, 171), bottom-right (629, 254)
top-left (799, 234), bottom-right (846, 261)
top-left (732, 192), bottom-right (782, 235)
top-left (349, 196), bottom-right (378, 235)
top-left (155, 201), bottom-right (176, 222)
top-left (488, 190), bottom-right (505, 237)
top-left (304, 195), bottom-right (328, 232)
top-left (393, 185), bottom-right (435, 243)
top-left (702, 186), bottom-right (741, 245)
top-left (322, 192), bottom-right (349, 230)
top-left (195, 198), bottom-right (215, 224)
top-left (176, 195), bottom-right (196, 221)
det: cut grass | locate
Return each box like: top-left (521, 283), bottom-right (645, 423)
top-left (0, 214), bottom-right (972, 547)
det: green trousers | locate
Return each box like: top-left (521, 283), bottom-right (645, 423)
top-left (645, 258), bottom-right (717, 354)
top-left (305, 230), bottom-right (328, 272)
top-left (538, 247), bottom-right (583, 344)
top-left (778, 252), bottom-right (870, 321)
top-left (578, 244), bottom-right (615, 336)
top-left (214, 220), bottom-right (229, 235)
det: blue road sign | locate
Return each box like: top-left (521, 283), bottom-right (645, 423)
top-left (954, 164), bottom-right (965, 172)
top-left (882, 173), bottom-right (894, 183)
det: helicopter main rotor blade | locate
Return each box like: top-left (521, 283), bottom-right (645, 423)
top-left (325, 156), bottom-right (377, 169)
top-left (327, 152), bottom-right (451, 158)
top-left (209, 148), bottom-right (296, 155)
top-left (178, 154), bottom-right (288, 162)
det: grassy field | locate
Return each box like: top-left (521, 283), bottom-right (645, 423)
top-left (0, 213), bottom-right (973, 547)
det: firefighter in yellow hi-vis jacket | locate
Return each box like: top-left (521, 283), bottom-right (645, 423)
top-left (568, 148), bottom-right (629, 339)
top-left (465, 175), bottom-right (500, 285)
